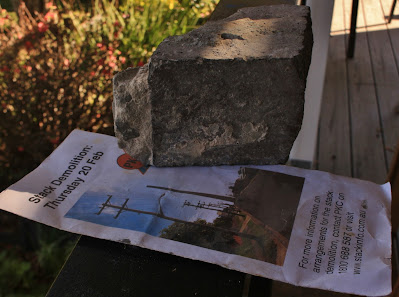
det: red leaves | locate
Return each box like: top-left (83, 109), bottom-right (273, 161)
top-left (96, 43), bottom-right (107, 51)
top-left (37, 22), bottom-right (49, 33)
top-left (49, 138), bottom-right (60, 145)
top-left (0, 66), bottom-right (10, 72)
top-left (101, 69), bottom-right (111, 76)
top-left (233, 235), bottom-right (243, 245)
top-left (44, 11), bottom-right (56, 22)
top-left (45, 2), bottom-right (55, 9)
top-left (97, 58), bottom-right (105, 66)
top-left (0, 9), bottom-right (9, 28)
top-left (25, 41), bottom-right (33, 50)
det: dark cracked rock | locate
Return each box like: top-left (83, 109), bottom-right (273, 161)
top-left (113, 4), bottom-right (313, 166)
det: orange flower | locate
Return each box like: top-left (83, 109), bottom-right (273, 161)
top-left (63, 58), bottom-right (70, 67)
top-left (96, 43), bottom-right (106, 51)
top-left (38, 22), bottom-right (49, 33)
top-left (44, 11), bottom-right (55, 22)
top-left (45, 2), bottom-right (54, 9)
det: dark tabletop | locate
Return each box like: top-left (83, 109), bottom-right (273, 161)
top-left (46, 236), bottom-right (272, 297)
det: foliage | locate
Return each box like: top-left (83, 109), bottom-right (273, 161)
top-left (160, 215), bottom-right (237, 254)
top-left (35, 224), bottom-right (78, 276)
top-left (0, 0), bottom-right (216, 190)
top-left (0, 250), bottom-right (34, 296)
top-left (233, 218), bottom-right (277, 263)
top-left (160, 209), bottom-right (279, 263)
top-left (0, 219), bottom-right (77, 297)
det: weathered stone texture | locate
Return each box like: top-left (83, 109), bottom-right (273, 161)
top-left (113, 65), bottom-right (153, 163)
top-left (209, 0), bottom-right (297, 22)
top-left (113, 5), bottom-right (313, 166)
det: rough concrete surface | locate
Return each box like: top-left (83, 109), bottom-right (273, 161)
top-left (209, 0), bottom-right (297, 21)
top-left (113, 65), bottom-right (153, 163)
top-left (113, 5), bottom-right (313, 166)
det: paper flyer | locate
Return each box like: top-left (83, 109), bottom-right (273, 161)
top-left (0, 130), bottom-right (392, 296)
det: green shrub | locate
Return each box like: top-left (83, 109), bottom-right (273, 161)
top-left (31, 223), bottom-right (76, 274)
top-left (0, 223), bottom-right (78, 297)
top-left (0, 250), bottom-right (34, 295)
top-left (0, 0), bottom-right (216, 190)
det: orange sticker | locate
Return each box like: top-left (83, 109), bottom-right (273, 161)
top-left (117, 153), bottom-right (149, 174)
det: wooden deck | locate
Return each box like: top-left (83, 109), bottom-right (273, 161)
top-left (317, 0), bottom-right (399, 184)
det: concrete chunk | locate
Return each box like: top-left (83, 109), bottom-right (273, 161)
top-left (113, 5), bottom-right (313, 166)
top-left (113, 65), bottom-right (153, 163)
